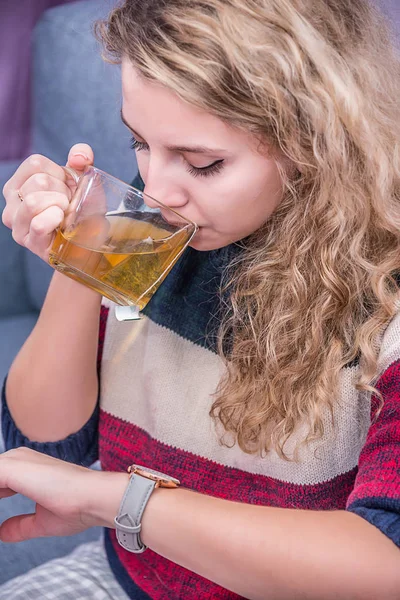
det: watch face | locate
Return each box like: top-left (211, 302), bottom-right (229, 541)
top-left (128, 464), bottom-right (180, 488)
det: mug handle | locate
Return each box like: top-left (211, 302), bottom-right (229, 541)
top-left (63, 165), bottom-right (81, 186)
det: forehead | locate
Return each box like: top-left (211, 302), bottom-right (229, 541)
top-left (121, 58), bottom-right (262, 151)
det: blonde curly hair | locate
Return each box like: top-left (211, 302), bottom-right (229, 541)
top-left (96, 0), bottom-right (400, 458)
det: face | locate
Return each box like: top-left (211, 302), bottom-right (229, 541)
top-left (121, 59), bottom-right (285, 251)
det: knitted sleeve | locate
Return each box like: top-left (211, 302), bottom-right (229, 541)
top-left (0, 304), bottom-right (109, 467)
top-left (346, 358), bottom-right (400, 547)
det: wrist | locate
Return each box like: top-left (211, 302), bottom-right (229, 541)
top-left (51, 271), bottom-right (103, 304)
top-left (85, 470), bottom-right (130, 529)
top-left (39, 271), bottom-right (102, 329)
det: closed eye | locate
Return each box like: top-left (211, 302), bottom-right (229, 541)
top-left (130, 137), bottom-right (149, 152)
top-left (130, 135), bottom-right (225, 179)
top-left (186, 160), bottom-right (224, 178)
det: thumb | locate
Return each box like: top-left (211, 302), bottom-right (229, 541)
top-left (66, 143), bottom-right (94, 174)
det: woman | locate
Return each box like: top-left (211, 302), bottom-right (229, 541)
top-left (0, 0), bottom-right (399, 598)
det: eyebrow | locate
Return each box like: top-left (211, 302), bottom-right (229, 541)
top-left (120, 109), bottom-right (228, 155)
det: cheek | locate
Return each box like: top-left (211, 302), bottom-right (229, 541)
top-left (199, 167), bottom-right (283, 233)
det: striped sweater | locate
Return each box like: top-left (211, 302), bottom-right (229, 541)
top-left (2, 181), bottom-right (400, 599)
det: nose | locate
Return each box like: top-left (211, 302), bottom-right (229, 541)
top-left (142, 157), bottom-right (189, 211)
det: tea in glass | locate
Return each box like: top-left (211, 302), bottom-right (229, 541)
top-left (49, 166), bottom-right (197, 309)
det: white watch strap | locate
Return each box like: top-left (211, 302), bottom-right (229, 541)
top-left (114, 474), bottom-right (156, 553)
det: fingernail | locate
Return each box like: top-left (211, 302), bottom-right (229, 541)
top-left (73, 153), bottom-right (89, 160)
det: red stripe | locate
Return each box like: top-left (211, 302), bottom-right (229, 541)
top-left (347, 359), bottom-right (400, 506)
top-left (99, 410), bottom-right (357, 600)
top-left (99, 411), bottom-right (356, 508)
top-left (97, 305), bottom-right (109, 373)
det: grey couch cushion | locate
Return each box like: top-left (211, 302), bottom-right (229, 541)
top-left (0, 161), bottom-right (33, 318)
top-left (31, 0), bottom-right (136, 180)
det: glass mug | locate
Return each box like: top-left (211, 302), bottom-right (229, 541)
top-left (49, 166), bottom-right (198, 320)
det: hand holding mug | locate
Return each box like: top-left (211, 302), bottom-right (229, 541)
top-left (1, 144), bottom-right (94, 262)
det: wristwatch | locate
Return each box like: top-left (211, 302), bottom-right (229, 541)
top-left (114, 464), bottom-right (180, 553)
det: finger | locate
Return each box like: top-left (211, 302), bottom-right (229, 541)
top-left (66, 143), bottom-right (94, 174)
top-left (0, 513), bottom-right (42, 543)
top-left (4, 174), bottom-right (70, 232)
top-left (20, 172), bottom-right (72, 202)
top-left (2, 154), bottom-right (69, 205)
top-left (10, 191), bottom-right (70, 245)
top-left (25, 205), bottom-right (66, 261)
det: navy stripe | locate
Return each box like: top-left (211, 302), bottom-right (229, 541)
top-left (131, 173), bottom-right (145, 192)
top-left (347, 497), bottom-right (400, 547)
top-left (104, 528), bottom-right (152, 600)
top-left (143, 244), bottom-right (238, 352)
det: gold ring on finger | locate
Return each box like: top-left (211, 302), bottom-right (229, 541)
top-left (17, 190), bottom-right (24, 202)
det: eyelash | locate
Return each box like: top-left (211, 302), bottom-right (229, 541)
top-left (130, 136), bottom-right (224, 178)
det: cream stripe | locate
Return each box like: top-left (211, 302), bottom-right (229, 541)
top-left (100, 309), bottom-right (377, 485)
top-left (377, 311), bottom-right (400, 376)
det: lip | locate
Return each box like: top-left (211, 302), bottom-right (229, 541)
top-left (160, 211), bottom-right (194, 228)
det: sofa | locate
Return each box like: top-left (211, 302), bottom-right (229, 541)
top-left (0, 0), bottom-right (137, 583)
